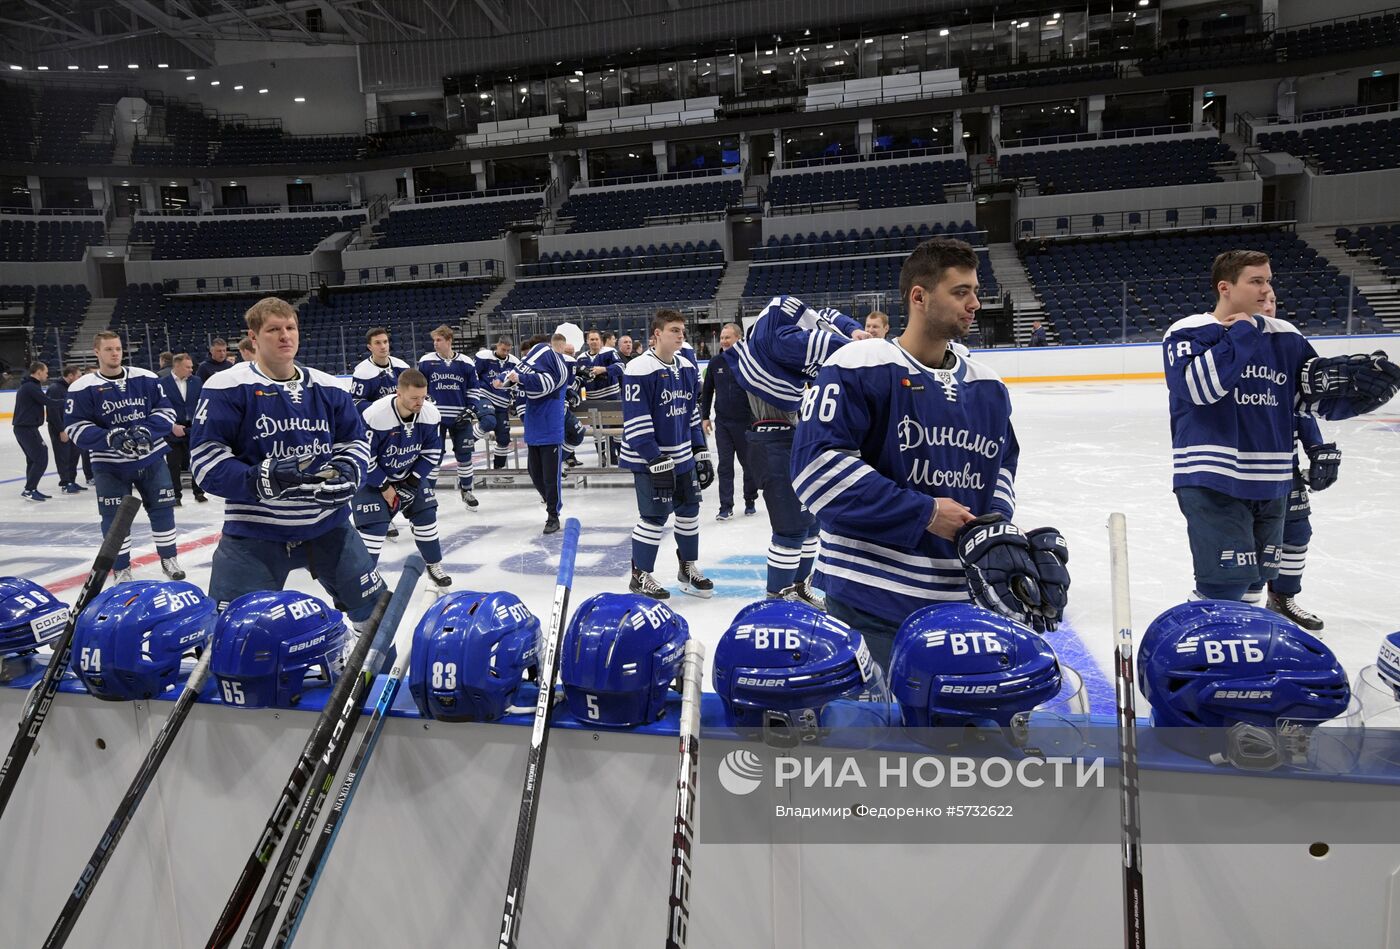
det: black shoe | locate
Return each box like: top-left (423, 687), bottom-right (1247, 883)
top-left (194, 492), bottom-right (208, 502)
top-left (543, 515), bottom-right (561, 534)
top-left (174, 496), bottom-right (183, 507)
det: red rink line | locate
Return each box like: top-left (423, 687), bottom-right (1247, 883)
top-left (45, 530), bottom-right (223, 594)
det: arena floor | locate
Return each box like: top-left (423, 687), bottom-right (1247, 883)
top-left (4, 378), bottom-right (1397, 712)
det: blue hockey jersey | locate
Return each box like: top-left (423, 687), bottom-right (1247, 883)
top-left (362, 394), bottom-right (443, 488)
top-left (418, 351), bottom-right (479, 423)
top-left (350, 356), bottom-right (410, 414)
top-left (1163, 314), bottom-right (1360, 500)
top-left (190, 362), bottom-right (369, 541)
top-left (64, 367), bottom-right (175, 476)
top-left (725, 295), bottom-right (863, 412)
top-left (579, 347), bottom-right (622, 400)
top-left (791, 339), bottom-right (1019, 624)
top-left (475, 348), bottom-right (522, 411)
top-left (620, 351), bottom-right (705, 473)
top-left (515, 342), bottom-right (569, 446)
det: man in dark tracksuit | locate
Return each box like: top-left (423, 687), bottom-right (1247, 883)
top-left (47, 365), bottom-right (85, 493)
top-left (699, 322), bottom-right (758, 520)
top-left (14, 362), bottom-right (50, 501)
top-left (159, 353), bottom-right (207, 505)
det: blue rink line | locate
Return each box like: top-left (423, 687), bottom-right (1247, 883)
top-left (1046, 620), bottom-right (1116, 715)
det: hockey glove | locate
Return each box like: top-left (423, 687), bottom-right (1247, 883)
top-left (450, 407), bottom-right (478, 433)
top-left (303, 459), bottom-right (358, 509)
top-left (1026, 527), bottom-right (1071, 633)
top-left (647, 457), bottom-right (676, 504)
top-left (389, 474), bottom-right (421, 506)
top-left (693, 450), bottom-right (715, 490)
top-left (956, 514), bottom-right (1042, 627)
top-left (106, 427), bottom-right (137, 457)
top-left (565, 387), bottom-right (582, 409)
top-left (1305, 442), bottom-right (1342, 491)
top-left (251, 456), bottom-right (322, 502)
top-left (129, 425), bottom-right (154, 455)
top-left (1301, 352), bottom-right (1400, 406)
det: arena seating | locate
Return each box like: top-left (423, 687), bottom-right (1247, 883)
top-left (496, 268), bottom-right (725, 312)
top-left (35, 87), bottom-right (113, 164)
top-left (1138, 35), bottom-right (1274, 75)
top-left (212, 125), bottom-right (363, 165)
top-left (1336, 223), bottom-right (1400, 280)
top-left (767, 159), bottom-right (971, 210)
top-left (1256, 118), bottom-right (1400, 175)
top-left (132, 103), bottom-right (219, 166)
top-left (985, 62), bottom-right (1118, 91)
top-left (0, 218), bottom-right (103, 261)
top-left (753, 221), bottom-right (981, 261)
top-left (128, 213), bottom-right (365, 260)
top-left (520, 241), bottom-right (723, 276)
top-left (0, 83), bottom-right (35, 162)
top-left (999, 137), bottom-right (1233, 193)
top-left (297, 282), bottom-right (495, 370)
top-left (367, 127), bottom-right (456, 157)
top-left (1022, 228), bottom-right (1387, 344)
top-left (1275, 11), bottom-right (1400, 62)
top-left (31, 285), bottom-right (91, 368)
top-left (558, 179), bottom-right (742, 232)
top-left (375, 198), bottom-right (542, 248)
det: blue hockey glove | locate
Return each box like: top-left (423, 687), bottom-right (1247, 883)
top-left (1026, 527), bottom-right (1070, 633)
top-left (565, 387), bottom-right (582, 409)
top-left (129, 425), bottom-right (154, 454)
top-left (1301, 352), bottom-right (1400, 407)
top-left (303, 459), bottom-right (358, 508)
top-left (956, 514), bottom-right (1041, 627)
top-left (647, 457), bottom-right (676, 504)
top-left (250, 456), bottom-right (322, 501)
top-left (389, 474), bottom-right (420, 506)
top-left (693, 450), bottom-right (715, 490)
top-left (1305, 442), bottom-right (1342, 491)
top-left (106, 427), bottom-right (138, 457)
top-left (450, 406), bottom-right (478, 433)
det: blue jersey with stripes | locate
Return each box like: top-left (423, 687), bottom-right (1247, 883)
top-left (349, 356), bottom-right (409, 414)
top-left (417, 351), bottom-right (479, 422)
top-left (362, 394), bottom-right (443, 488)
top-left (475, 348), bottom-right (521, 411)
top-left (64, 367), bottom-right (175, 475)
top-left (1163, 313), bottom-right (1357, 500)
top-left (791, 339), bottom-right (1018, 624)
top-left (579, 346), bottom-right (622, 399)
top-left (515, 342), bottom-right (570, 446)
top-left (620, 350), bottom-right (706, 473)
top-left (190, 362), bottom-right (369, 541)
top-left (725, 294), bottom-right (863, 412)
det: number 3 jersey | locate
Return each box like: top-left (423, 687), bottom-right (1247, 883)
top-left (190, 362), bottom-right (369, 541)
top-left (64, 367), bottom-right (175, 475)
top-left (791, 339), bottom-right (1019, 623)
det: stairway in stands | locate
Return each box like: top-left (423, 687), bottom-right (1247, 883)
top-left (65, 297), bottom-right (118, 366)
top-left (1299, 224), bottom-right (1400, 333)
top-left (987, 243), bottom-right (1054, 344)
top-left (711, 260), bottom-right (750, 323)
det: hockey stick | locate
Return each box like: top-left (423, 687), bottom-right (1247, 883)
top-left (665, 639), bottom-right (706, 949)
top-left (271, 605), bottom-right (423, 949)
top-left (43, 646), bottom-right (215, 948)
top-left (1108, 513), bottom-right (1147, 949)
top-left (498, 517), bottom-right (581, 949)
top-left (0, 494), bottom-right (140, 822)
top-left (239, 559), bottom-right (424, 949)
top-left (203, 556), bottom-right (422, 949)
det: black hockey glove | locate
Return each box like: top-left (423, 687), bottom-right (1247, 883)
top-left (693, 450), bottom-right (715, 490)
top-left (251, 456), bottom-right (322, 501)
top-left (956, 514), bottom-right (1042, 628)
top-left (106, 427), bottom-right (138, 457)
top-left (129, 425), bottom-right (154, 455)
top-left (565, 387), bottom-right (582, 409)
top-left (389, 474), bottom-right (421, 506)
top-left (1300, 352), bottom-right (1400, 409)
top-left (451, 406), bottom-right (478, 433)
top-left (1304, 442), bottom-right (1342, 491)
top-left (647, 457), bottom-right (676, 504)
top-left (1026, 527), bottom-right (1070, 633)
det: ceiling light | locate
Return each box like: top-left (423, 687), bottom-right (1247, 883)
top-left (1139, 0), bottom-right (1149, 5)
top-left (832, 59), bottom-right (845, 66)
top-left (1019, 21), bottom-right (1030, 28)
top-left (939, 29), bottom-right (950, 37)
top-left (519, 86), bottom-right (527, 92)
top-left (761, 68), bottom-right (774, 74)
top-left (36, 65), bottom-right (47, 71)
top-left (158, 63), bottom-right (169, 68)
top-left (210, 80), bottom-right (220, 86)
top-left (97, 64), bottom-right (108, 70)
top-left (169, 181), bottom-right (177, 186)
top-left (574, 69), bottom-right (583, 76)
top-left (294, 96), bottom-right (306, 102)
top-left (901, 34), bottom-right (909, 39)
top-left (67, 65), bottom-right (79, 70)
top-left (864, 38), bottom-right (873, 44)
top-left (824, 44), bottom-right (834, 49)
top-left (479, 92), bottom-right (490, 99)
top-left (233, 84), bottom-right (243, 90)
top-left (568, 77), bottom-right (580, 83)
top-left (229, 181), bottom-right (237, 186)
top-left (186, 75), bottom-right (196, 81)
top-left (128, 64), bottom-right (139, 69)
top-left (258, 88), bottom-right (268, 94)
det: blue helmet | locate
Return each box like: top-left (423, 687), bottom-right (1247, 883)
top-left (1374, 631), bottom-right (1400, 702)
top-left (560, 593), bottom-right (689, 728)
top-left (70, 581), bottom-right (215, 701)
top-left (211, 591), bottom-right (347, 709)
top-left (1140, 600), bottom-right (1352, 769)
top-left (409, 590), bottom-right (540, 722)
top-left (712, 600), bottom-right (889, 744)
top-left (0, 576), bottom-right (70, 658)
top-left (890, 604), bottom-right (1064, 730)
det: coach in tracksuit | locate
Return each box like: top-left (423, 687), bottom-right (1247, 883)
top-left (700, 322), bottom-right (758, 520)
top-left (13, 361), bottom-right (50, 500)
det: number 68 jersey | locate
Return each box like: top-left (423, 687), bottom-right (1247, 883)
top-left (790, 338), bottom-right (1019, 623)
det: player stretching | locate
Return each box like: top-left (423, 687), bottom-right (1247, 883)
top-left (350, 326), bottom-right (410, 414)
top-left (419, 324), bottom-right (485, 509)
top-left (353, 369), bottom-right (451, 588)
top-left (475, 335), bottom-right (520, 474)
top-left (190, 297), bottom-right (385, 649)
top-left (64, 331), bottom-right (184, 581)
top-left (621, 309), bottom-right (714, 600)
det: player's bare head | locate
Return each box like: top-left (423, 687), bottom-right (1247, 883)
top-left (651, 309), bottom-right (685, 358)
top-left (397, 367), bottom-right (429, 412)
top-left (432, 324), bottom-right (455, 355)
top-left (1212, 250), bottom-right (1272, 302)
top-left (245, 298), bottom-right (298, 334)
top-left (366, 326), bottom-right (389, 351)
top-left (245, 297), bottom-right (298, 367)
top-left (719, 322), bottom-right (742, 348)
top-left (901, 239), bottom-right (980, 313)
top-left (495, 335), bottom-right (513, 355)
top-left (1261, 290), bottom-right (1277, 319)
top-left (865, 311), bottom-right (889, 338)
top-left (62, 366), bottom-right (80, 381)
top-left (158, 351), bottom-right (174, 368)
top-left (550, 332), bottom-right (573, 355)
top-left (587, 329), bottom-right (602, 352)
top-left (603, 331), bottom-right (616, 345)
top-left (238, 337), bottom-right (256, 357)
top-left (93, 330), bottom-right (123, 367)
top-left (618, 335), bottom-right (633, 354)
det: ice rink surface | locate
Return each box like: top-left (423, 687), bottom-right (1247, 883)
top-left (3, 379), bottom-right (1396, 712)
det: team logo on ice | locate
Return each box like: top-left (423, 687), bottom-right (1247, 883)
top-left (717, 749), bottom-right (765, 796)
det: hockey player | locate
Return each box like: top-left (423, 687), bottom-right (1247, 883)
top-left (724, 293), bottom-right (870, 606)
top-left (190, 297), bottom-right (385, 641)
top-left (620, 309), bottom-right (714, 600)
top-left (65, 331), bottom-right (184, 582)
top-left (1164, 249), bottom-right (1400, 602)
top-left (578, 328), bottom-right (622, 465)
top-left (475, 335), bottom-right (520, 473)
top-left (353, 369), bottom-right (451, 588)
top-left (350, 326), bottom-right (410, 414)
top-left (419, 324), bottom-right (483, 509)
top-left (496, 333), bottom-right (570, 533)
top-left (791, 238), bottom-right (1067, 670)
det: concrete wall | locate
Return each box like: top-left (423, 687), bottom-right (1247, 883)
top-left (1276, 0), bottom-right (1389, 27)
top-left (1289, 167), bottom-right (1400, 226)
top-left (214, 174), bottom-right (358, 208)
top-left (0, 261), bottom-right (92, 287)
top-left (762, 201), bottom-right (979, 242)
top-left (538, 221), bottom-right (727, 257)
top-left (1014, 178), bottom-right (1263, 224)
top-left (341, 237), bottom-right (515, 274)
top-left (123, 253), bottom-right (317, 285)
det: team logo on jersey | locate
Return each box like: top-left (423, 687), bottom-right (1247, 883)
top-left (932, 369), bottom-right (959, 402)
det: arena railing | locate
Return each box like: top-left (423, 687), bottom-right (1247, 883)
top-left (314, 258), bottom-right (505, 287)
top-left (777, 145), bottom-right (959, 171)
top-left (1240, 99), bottom-right (1400, 134)
top-left (1015, 201), bottom-right (1293, 239)
top-left (997, 123), bottom-right (1210, 150)
top-left (738, 290), bottom-right (892, 321)
top-left (522, 249), bottom-right (721, 275)
top-left (494, 301), bottom-right (718, 338)
top-left (585, 166), bottom-right (730, 188)
top-left (409, 184), bottom-right (548, 203)
top-left (1275, 4), bottom-right (1400, 35)
top-left (136, 204), bottom-right (362, 217)
top-left (752, 230), bottom-right (989, 260)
